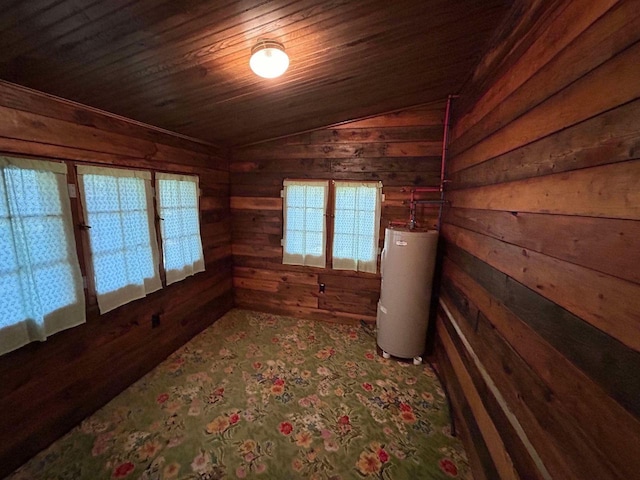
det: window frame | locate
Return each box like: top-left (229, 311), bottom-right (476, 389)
top-left (0, 155), bottom-right (86, 355)
top-left (76, 164), bottom-right (162, 314)
top-left (282, 179), bottom-right (330, 268)
top-left (282, 179), bottom-right (383, 273)
top-left (155, 172), bottom-right (205, 285)
top-left (331, 180), bottom-right (382, 274)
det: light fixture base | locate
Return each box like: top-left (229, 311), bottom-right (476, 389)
top-left (250, 39), bottom-right (289, 79)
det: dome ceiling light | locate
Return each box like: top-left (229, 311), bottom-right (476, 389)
top-left (249, 39), bottom-right (289, 79)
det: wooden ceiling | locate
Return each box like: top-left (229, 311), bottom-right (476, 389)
top-left (0, 0), bottom-right (512, 147)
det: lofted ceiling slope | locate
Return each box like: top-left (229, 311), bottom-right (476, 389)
top-left (0, 0), bottom-right (512, 147)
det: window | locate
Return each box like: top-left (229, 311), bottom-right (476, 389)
top-left (0, 156), bottom-right (85, 355)
top-left (282, 180), bottom-right (328, 268)
top-left (332, 181), bottom-right (382, 273)
top-left (281, 180), bottom-right (382, 273)
top-left (77, 165), bottom-right (161, 314)
top-left (156, 173), bottom-right (204, 285)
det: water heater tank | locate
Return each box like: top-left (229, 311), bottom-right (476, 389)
top-left (376, 227), bottom-right (438, 363)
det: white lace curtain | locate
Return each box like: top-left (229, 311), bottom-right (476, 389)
top-left (282, 180), bottom-right (328, 268)
top-left (0, 156), bottom-right (85, 355)
top-left (77, 165), bottom-right (161, 314)
top-left (332, 181), bottom-right (382, 273)
top-left (156, 173), bottom-right (204, 285)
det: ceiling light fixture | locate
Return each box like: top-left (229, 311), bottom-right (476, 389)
top-left (250, 39), bottom-right (289, 79)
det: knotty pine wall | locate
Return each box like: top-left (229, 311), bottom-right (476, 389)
top-left (0, 82), bottom-right (233, 478)
top-left (230, 104), bottom-right (444, 322)
top-left (436, 2), bottom-right (640, 479)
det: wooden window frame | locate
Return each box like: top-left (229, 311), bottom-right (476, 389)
top-left (282, 178), bottom-right (382, 272)
top-left (68, 162), bottom-right (202, 314)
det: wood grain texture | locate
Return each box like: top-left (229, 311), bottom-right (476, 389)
top-left (442, 222), bottom-right (640, 352)
top-left (433, 339), bottom-right (500, 480)
top-left (440, 1), bottom-right (640, 478)
top-left (444, 208), bottom-right (640, 284)
top-left (0, 1), bottom-right (510, 146)
top-left (0, 85), bottom-right (232, 478)
top-left (442, 256), bottom-right (640, 477)
top-left (436, 314), bottom-right (520, 480)
top-left (231, 103), bottom-right (444, 322)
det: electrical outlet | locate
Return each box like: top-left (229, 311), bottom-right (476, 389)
top-left (151, 313), bottom-right (161, 328)
top-left (319, 283), bottom-right (325, 293)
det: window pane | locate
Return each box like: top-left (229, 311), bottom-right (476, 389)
top-left (89, 212), bottom-right (125, 253)
top-left (287, 186), bottom-right (305, 207)
top-left (0, 160), bottom-right (85, 355)
top-left (287, 207), bottom-right (304, 231)
top-left (357, 236), bottom-right (375, 261)
top-left (283, 181), bottom-right (327, 268)
top-left (357, 188), bottom-right (376, 210)
top-left (357, 211), bottom-right (375, 236)
top-left (332, 182), bottom-right (381, 273)
top-left (305, 231), bottom-right (323, 256)
top-left (80, 171), bottom-right (160, 312)
top-left (157, 175), bottom-right (204, 285)
top-left (305, 186), bottom-right (325, 208)
top-left (93, 251), bottom-right (131, 294)
top-left (0, 272), bottom-right (26, 329)
top-left (285, 230), bottom-right (304, 255)
top-left (333, 233), bottom-right (353, 259)
top-left (305, 208), bottom-right (324, 232)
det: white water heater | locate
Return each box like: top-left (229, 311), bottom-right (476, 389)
top-left (376, 227), bottom-right (438, 364)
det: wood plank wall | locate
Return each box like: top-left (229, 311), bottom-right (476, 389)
top-left (230, 104), bottom-right (444, 323)
top-left (436, 2), bottom-right (640, 479)
top-left (0, 82), bottom-right (233, 478)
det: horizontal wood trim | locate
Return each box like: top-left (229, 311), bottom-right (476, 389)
top-left (230, 158), bottom-right (332, 174)
top-left (442, 256), bottom-right (640, 476)
top-left (333, 104), bottom-right (445, 129)
top-left (264, 125), bottom-right (444, 145)
top-left (451, 0), bottom-right (621, 149)
top-left (331, 157), bottom-right (441, 173)
top-left (444, 207), bottom-right (640, 284)
top-left (317, 273), bottom-right (380, 291)
top-left (0, 105), bottom-right (219, 168)
top-left (0, 137), bottom-right (219, 174)
top-left (441, 282), bottom-right (629, 478)
top-left (444, 242), bottom-right (640, 419)
top-left (0, 81), bottom-right (225, 157)
top-left (436, 311), bottom-right (520, 480)
top-left (230, 196), bottom-right (283, 211)
top-left (450, 40), bottom-right (640, 174)
top-left (434, 339), bottom-right (500, 480)
top-left (234, 266), bottom-right (318, 286)
top-left (448, 160), bottom-right (640, 219)
top-left (438, 295), bottom-right (560, 480)
top-left (235, 287), bottom-right (318, 309)
top-left (234, 300), bottom-right (377, 325)
top-left (231, 170), bottom-right (442, 187)
top-left (443, 222), bottom-right (640, 351)
top-left (234, 141), bottom-right (443, 161)
top-left (449, 98), bottom-right (640, 190)
top-left (232, 244), bottom-right (282, 259)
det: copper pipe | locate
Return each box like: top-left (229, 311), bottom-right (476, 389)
top-left (437, 94), bottom-right (458, 231)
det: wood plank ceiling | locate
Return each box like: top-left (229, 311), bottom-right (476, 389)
top-left (0, 0), bottom-right (511, 147)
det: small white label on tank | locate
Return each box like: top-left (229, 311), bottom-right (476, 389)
top-left (380, 305), bottom-right (388, 314)
top-left (395, 240), bottom-right (407, 246)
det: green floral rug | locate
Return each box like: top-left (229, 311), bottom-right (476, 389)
top-left (7, 309), bottom-right (471, 480)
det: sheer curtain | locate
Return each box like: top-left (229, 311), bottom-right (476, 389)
top-left (282, 180), bottom-right (328, 268)
top-left (156, 173), bottom-right (204, 285)
top-left (332, 181), bottom-right (382, 273)
top-left (77, 165), bottom-right (161, 314)
top-left (0, 156), bottom-right (85, 355)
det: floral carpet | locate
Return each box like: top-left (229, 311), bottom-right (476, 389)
top-left (8, 309), bottom-right (471, 480)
